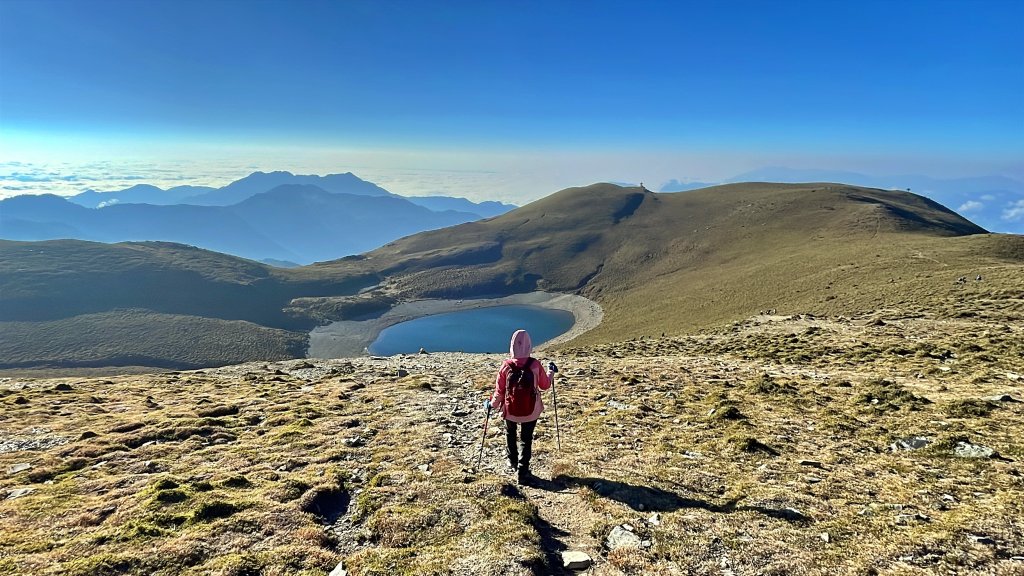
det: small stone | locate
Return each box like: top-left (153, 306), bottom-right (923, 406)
top-left (953, 442), bottom-right (997, 459)
top-left (607, 525), bottom-right (642, 550)
top-left (648, 512), bottom-right (661, 526)
top-left (328, 561), bottom-right (348, 576)
top-left (799, 460), bottom-right (823, 468)
top-left (622, 523), bottom-right (634, 532)
top-left (396, 369), bottom-right (410, 378)
top-left (820, 532), bottom-right (830, 542)
top-left (418, 347), bottom-right (427, 354)
top-left (6, 488), bottom-right (34, 500)
top-left (970, 535), bottom-right (996, 546)
top-left (418, 464), bottom-right (430, 472)
top-left (806, 476), bottom-right (823, 484)
top-left (781, 507), bottom-right (807, 521)
top-left (13, 396), bottom-right (28, 405)
top-left (890, 437), bottom-right (931, 452)
top-left (54, 383), bottom-right (73, 391)
top-left (561, 551), bottom-right (592, 570)
top-left (7, 463), bottom-right (31, 475)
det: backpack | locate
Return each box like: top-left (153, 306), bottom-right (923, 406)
top-left (504, 358), bottom-right (537, 417)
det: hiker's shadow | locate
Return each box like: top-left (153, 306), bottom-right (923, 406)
top-left (553, 474), bottom-right (727, 512)
top-left (551, 475), bottom-right (810, 522)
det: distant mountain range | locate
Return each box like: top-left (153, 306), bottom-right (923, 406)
top-left (0, 171), bottom-right (517, 264)
top-left (660, 167), bottom-right (1024, 234)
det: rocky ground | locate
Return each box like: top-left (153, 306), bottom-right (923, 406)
top-left (1, 309), bottom-right (1022, 575)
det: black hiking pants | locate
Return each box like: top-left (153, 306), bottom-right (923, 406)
top-left (505, 419), bottom-right (537, 472)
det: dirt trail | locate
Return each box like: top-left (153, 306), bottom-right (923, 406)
top-left (420, 367), bottom-right (604, 574)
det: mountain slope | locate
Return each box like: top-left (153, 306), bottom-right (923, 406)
top-left (182, 171), bottom-right (396, 206)
top-left (405, 195), bottom-right (516, 218)
top-left (226, 185), bottom-right (481, 263)
top-left (332, 182), bottom-right (1018, 344)
top-left (69, 184), bottom-right (213, 208)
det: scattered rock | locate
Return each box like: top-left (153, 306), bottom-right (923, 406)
top-left (607, 525), bottom-right (642, 550)
top-left (7, 463), bottom-right (32, 475)
top-left (607, 400), bottom-right (630, 410)
top-left (648, 512), bottom-right (661, 526)
top-left (970, 535), bottom-right (996, 546)
top-left (889, 437), bottom-right (931, 452)
top-left (396, 369), bottom-right (410, 378)
top-left (779, 507), bottom-right (807, 522)
top-left (6, 488), bottom-right (34, 500)
top-left (806, 476), bottom-right (823, 484)
top-left (986, 394), bottom-right (1018, 403)
top-left (419, 348), bottom-right (427, 354)
top-left (953, 442), bottom-right (997, 459)
top-left (820, 532), bottom-right (830, 543)
top-left (53, 383), bottom-right (73, 391)
top-left (328, 561), bottom-right (348, 576)
top-left (344, 436), bottom-right (366, 448)
top-left (799, 460), bottom-right (824, 468)
top-left (562, 551), bottom-right (592, 571)
top-left (13, 396), bottom-right (29, 405)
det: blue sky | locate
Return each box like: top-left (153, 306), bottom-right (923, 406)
top-left (1, 0), bottom-right (1022, 212)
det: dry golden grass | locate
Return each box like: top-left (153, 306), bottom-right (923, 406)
top-left (2, 297), bottom-right (1023, 575)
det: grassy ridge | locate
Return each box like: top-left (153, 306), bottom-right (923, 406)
top-left (0, 310), bottom-right (307, 369)
top-left (0, 239), bottom-right (376, 326)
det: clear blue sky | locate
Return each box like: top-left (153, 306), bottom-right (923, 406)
top-left (0, 0), bottom-right (1022, 204)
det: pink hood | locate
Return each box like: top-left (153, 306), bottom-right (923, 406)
top-left (510, 329), bottom-right (532, 360)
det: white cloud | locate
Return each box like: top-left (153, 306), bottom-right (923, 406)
top-left (1002, 199), bottom-right (1024, 222)
top-left (957, 200), bottom-right (984, 213)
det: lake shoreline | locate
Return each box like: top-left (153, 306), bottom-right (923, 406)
top-left (307, 291), bottom-right (603, 358)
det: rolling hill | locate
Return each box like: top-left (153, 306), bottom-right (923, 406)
top-left (356, 182), bottom-right (1022, 346)
top-left (2, 182), bottom-right (1022, 370)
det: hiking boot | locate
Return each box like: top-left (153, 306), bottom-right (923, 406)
top-left (517, 468), bottom-right (532, 486)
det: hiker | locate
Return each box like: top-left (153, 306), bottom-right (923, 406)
top-left (483, 329), bottom-right (554, 484)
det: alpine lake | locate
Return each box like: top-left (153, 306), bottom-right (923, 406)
top-left (367, 304), bottom-right (575, 355)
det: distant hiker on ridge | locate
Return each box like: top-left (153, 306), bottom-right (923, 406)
top-left (483, 329), bottom-right (554, 485)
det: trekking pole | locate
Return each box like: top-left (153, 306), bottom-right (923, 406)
top-left (549, 362), bottom-right (561, 453)
top-left (477, 401), bottom-right (492, 469)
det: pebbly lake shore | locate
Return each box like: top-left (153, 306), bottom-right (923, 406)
top-left (306, 291), bottom-right (603, 358)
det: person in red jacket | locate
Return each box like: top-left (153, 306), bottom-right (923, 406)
top-left (485, 329), bottom-right (553, 484)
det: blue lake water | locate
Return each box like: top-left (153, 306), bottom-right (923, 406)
top-left (368, 305), bottom-right (575, 355)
